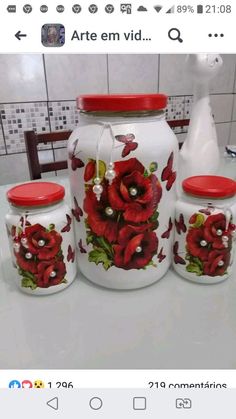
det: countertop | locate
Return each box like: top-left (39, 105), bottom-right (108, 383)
top-left (0, 154), bottom-right (236, 369)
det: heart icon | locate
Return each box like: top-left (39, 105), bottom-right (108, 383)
top-left (22, 380), bottom-right (33, 388)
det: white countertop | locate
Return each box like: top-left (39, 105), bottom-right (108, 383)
top-left (0, 154), bottom-right (236, 369)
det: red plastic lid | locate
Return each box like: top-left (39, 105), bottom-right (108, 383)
top-left (77, 94), bottom-right (168, 112)
top-left (7, 182), bottom-right (65, 207)
top-left (182, 175), bottom-right (236, 199)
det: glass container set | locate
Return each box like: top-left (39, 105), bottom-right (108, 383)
top-left (5, 94), bottom-right (236, 295)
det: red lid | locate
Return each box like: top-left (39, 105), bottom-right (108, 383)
top-left (77, 94), bottom-right (168, 112)
top-left (7, 182), bottom-right (65, 207)
top-left (182, 176), bottom-right (236, 199)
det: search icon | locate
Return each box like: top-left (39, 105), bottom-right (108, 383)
top-left (168, 28), bottom-right (183, 43)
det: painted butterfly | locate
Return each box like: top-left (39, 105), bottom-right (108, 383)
top-left (157, 247), bottom-right (166, 263)
top-left (78, 239), bottom-right (87, 254)
top-left (161, 217), bottom-right (173, 239)
top-left (19, 215), bottom-right (31, 227)
top-left (175, 213), bottom-right (187, 235)
top-left (61, 214), bottom-right (72, 233)
top-left (115, 133), bottom-right (138, 158)
top-left (67, 244), bottom-right (75, 263)
top-left (161, 151), bottom-right (177, 191)
top-left (72, 197), bottom-right (83, 222)
top-left (69, 138), bottom-right (85, 171)
top-left (173, 241), bottom-right (186, 265)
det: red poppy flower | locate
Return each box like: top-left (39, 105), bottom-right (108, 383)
top-left (15, 246), bottom-right (38, 274)
top-left (203, 250), bottom-right (230, 276)
top-left (84, 186), bottom-right (119, 243)
top-left (186, 227), bottom-right (210, 261)
top-left (113, 225), bottom-right (158, 270)
top-left (35, 260), bottom-right (66, 288)
top-left (109, 160), bottom-right (162, 223)
top-left (204, 213), bottom-right (227, 242)
top-left (25, 224), bottom-right (62, 260)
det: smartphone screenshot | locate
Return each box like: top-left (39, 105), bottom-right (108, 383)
top-left (0, 0), bottom-right (236, 417)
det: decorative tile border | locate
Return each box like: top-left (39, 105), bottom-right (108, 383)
top-left (48, 101), bottom-right (78, 148)
top-left (0, 102), bottom-right (50, 154)
top-left (0, 122), bottom-right (6, 155)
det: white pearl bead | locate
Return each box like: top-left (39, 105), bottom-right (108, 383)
top-left (136, 246), bottom-right (142, 253)
top-left (38, 239), bottom-right (45, 247)
top-left (105, 207), bottom-right (114, 216)
top-left (200, 240), bottom-right (207, 247)
top-left (21, 237), bottom-right (28, 245)
top-left (13, 242), bottom-right (20, 252)
top-left (222, 235), bottom-right (229, 242)
top-left (93, 184), bottom-right (103, 194)
top-left (108, 162), bottom-right (114, 169)
top-left (218, 260), bottom-right (224, 267)
top-left (25, 252), bottom-right (32, 260)
top-left (49, 271), bottom-right (57, 278)
top-left (216, 229), bottom-right (223, 236)
top-left (105, 169), bottom-right (116, 184)
top-left (129, 187), bottom-right (138, 197)
top-left (94, 177), bottom-right (101, 185)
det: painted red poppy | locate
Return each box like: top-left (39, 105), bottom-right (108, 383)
top-left (35, 260), bottom-right (66, 288)
top-left (25, 224), bottom-right (62, 260)
top-left (186, 227), bottom-right (210, 261)
top-left (203, 250), bottom-right (230, 276)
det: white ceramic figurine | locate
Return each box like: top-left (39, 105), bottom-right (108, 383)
top-left (179, 54), bottom-right (223, 186)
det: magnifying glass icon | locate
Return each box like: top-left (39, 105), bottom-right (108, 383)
top-left (168, 28), bottom-right (183, 43)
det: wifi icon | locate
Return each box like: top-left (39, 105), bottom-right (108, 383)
top-left (154, 5), bottom-right (163, 13)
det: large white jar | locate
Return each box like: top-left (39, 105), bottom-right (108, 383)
top-left (68, 94), bottom-right (178, 289)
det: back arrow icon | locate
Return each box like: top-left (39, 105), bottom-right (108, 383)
top-left (47, 397), bottom-right (59, 410)
top-left (15, 31), bottom-right (27, 40)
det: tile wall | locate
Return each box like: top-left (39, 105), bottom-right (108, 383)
top-left (0, 54), bottom-right (236, 185)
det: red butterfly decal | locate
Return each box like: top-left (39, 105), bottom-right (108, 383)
top-left (78, 239), bottom-right (87, 254)
top-left (20, 215), bottom-right (31, 227)
top-left (72, 197), bottom-right (83, 222)
top-left (69, 138), bottom-right (85, 171)
top-left (158, 247), bottom-right (166, 263)
top-left (175, 213), bottom-right (187, 235)
top-left (173, 241), bottom-right (186, 265)
top-left (115, 133), bottom-right (138, 158)
top-left (161, 217), bottom-right (173, 239)
top-left (61, 214), bottom-right (72, 233)
top-left (67, 245), bottom-right (75, 263)
top-left (161, 152), bottom-right (177, 191)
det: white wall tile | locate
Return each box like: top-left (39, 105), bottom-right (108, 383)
top-left (232, 96), bottom-right (236, 121)
top-left (0, 55), bottom-right (47, 103)
top-left (211, 94), bottom-right (234, 123)
top-left (108, 54), bottom-right (159, 93)
top-left (216, 122), bottom-right (231, 146)
top-left (159, 54), bottom-right (236, 96)
top-left (45, 55), bottom-right (108, 101)
top-left (0, 153), bottom-right (30, 185)
top-left (229, 122), bottom-right (236, 145)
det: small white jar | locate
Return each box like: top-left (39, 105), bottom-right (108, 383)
top-left (5, 182), bottom-right (77, 295)
top-left (68, 94), bottom-right (178, 290)
top-left (173, 175), bottom-right (236, 284)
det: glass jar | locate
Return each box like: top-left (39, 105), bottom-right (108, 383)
top-left (68, 94), bottom-right (178, 290)
top-left (5, 182), bottom-right (77, 295)
top-left (173, 175), bottom-right (236, 284)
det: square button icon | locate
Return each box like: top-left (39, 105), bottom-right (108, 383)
top-left (133, 397), bottom-right (147, 410)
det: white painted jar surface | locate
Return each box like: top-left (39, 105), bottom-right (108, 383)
top-left (5, 182), bottom-right (77, 295)
top-left (173, 175), bottom-right (236, 284)
top-left (68, 94), bottom-right (178, 290)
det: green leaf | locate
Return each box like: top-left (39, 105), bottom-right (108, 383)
top-left (86, 233), bottom-right (94, 245)
top-left (47, 223), bottom-right (55, 231)
top-left (144, 169), bottom-right (149, 177)
top-left (149, 162), bottom-right (158, 173)
top-left (191, 214), bottom-right (205, 228)
top-left (21, 277), bottom-right (37, 290)
top-left (96, 237), bottom-right (114, 257)
top-left (147, 259), bottom-right (157, 268)
top-left (19, 269), bottom-right (35, 281)
top-left (191, 257), bottom-right (203, 269)
top-left (88, 248), bottom-right (112, 270)
top-left (186, 263), bottom-right (203, 276)
top-left (149, 211), bottom-right (159, 222)
top-left (98, 160), bottom-right (106, 179)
